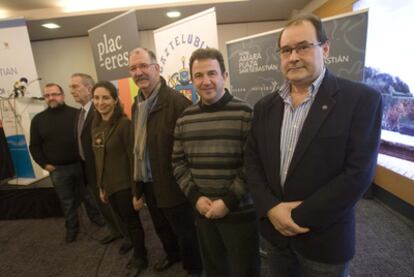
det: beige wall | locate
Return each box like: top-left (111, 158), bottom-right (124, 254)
top-left (313, 0), bottom-right (356, 18)
top-left (31, 21), bottom-right (284, 107)
top-left (374, 166), bottom-right (414, 206)
top-left (32, 37), bottom-right (96, 107)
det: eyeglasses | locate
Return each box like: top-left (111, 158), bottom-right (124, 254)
top-left (43, 92), bottom-right (62, 98)
top-left (277, 42), bottom-right (323, 57)
top-left (129, 63), bottom-right (156, 72)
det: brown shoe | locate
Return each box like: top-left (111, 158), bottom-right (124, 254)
top-left (119, 241), bottom-right (133, 255)
top-left (153, 257), bottom-right (180, 272)
top-left (65, 231), bottom-right (77, 243)
top-left (99, 234), bottom-right (122, 245)
top-left (129, 258), bottom-right (148, 277)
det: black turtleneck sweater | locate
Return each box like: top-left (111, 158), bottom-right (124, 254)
top-left (29, 104), bottom-right (80, 168)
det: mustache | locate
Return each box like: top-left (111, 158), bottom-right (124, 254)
top-left (287, 63), bottom-right (305, 71)
top-left (135, 75), bottom-right (149, 82)
top-left (287, 60), bottom-right (303, 67)
top-left (48, 101), bottom-right (63, 108)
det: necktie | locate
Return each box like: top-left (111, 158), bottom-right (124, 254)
top-left (77, 108), bottom-right (86, 160)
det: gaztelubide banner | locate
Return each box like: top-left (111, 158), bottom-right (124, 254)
top-left (226, 10), bottom-right (368, 106)
top-left (154, 8), bottom-right (218, 102)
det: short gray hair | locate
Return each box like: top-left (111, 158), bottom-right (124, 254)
top-left (129, 47), bottom-right (157, 63)
top-left (71, 73), bottom-right (95, 88)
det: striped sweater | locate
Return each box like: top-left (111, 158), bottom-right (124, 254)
top-left (172, 90), bottom-right (253, 211)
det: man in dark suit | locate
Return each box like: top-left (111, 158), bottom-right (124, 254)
top-left (245, 14), bottom-right (382, 276)
top-left (69, 73), bottom-right (131, 254)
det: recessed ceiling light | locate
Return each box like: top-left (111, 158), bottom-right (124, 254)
top-left (42, 23), bottom-right (60, 29)
top-left (61, 0), bottom-right (204, 13)
top-left (166, 11), bottom-right (181, 18)
top-left (0, 9), bottom-right (8, 19)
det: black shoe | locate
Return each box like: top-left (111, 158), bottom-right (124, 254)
top-left (129, 258), bottom-right (148, 277)
top-left (126, 257), bottom-right (134, 269)
top-left (153, 257), bottom-right (180, 272)
top-left (65, 231), bottom-right (77, 243)
top-left (187, 272), bottom-right (202, 277)
top-left (119, 241), bottom-right (133, 255)
top-left (91, 217), bottom-right (106, 227)
top-left (99, 234), bottom-right (122, 245)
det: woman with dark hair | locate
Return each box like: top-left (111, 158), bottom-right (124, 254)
top-left (91, 81), bottom-right (148, 276)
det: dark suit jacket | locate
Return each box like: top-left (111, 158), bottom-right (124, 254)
top-left (245, 70), bottom-right (382, 264)
top-left (76, 104), bottom-right (97, 187)
top-left (131, 77), bottom-right (191, 208)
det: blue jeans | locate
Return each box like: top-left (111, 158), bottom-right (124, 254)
top-left (261, 236), bottom-right (349, 277)
top-left (50, 162), bottom-right (101, 234)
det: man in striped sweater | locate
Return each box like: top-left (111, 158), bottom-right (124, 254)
top-left (172, 48), bottom-right (260, 277)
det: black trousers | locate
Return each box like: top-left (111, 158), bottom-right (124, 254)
top-left (196, 209), bottom-right (260, 277)
top-left (81, 161), bottom-right (128, 238)
top-left (109, 188), bottom-right (146, 260)
top-left (142, 182), bottom-right (202, 272)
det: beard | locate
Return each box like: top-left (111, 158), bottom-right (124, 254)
top-left (47, 101), bottom-right (64, 109)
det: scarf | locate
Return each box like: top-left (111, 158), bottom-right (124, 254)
top-left (133, 81), bottom-right (161, 182)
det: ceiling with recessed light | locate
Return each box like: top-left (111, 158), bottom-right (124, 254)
top-left (0, 0), bottom-right (317, 41)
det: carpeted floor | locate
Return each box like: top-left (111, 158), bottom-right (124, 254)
top-left (0, 199), bottom-right (413, 276)
top-left (351, 199), bottom-right (414, 276)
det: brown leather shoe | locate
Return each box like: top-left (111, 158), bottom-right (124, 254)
top-left (90, 217), bottom-right (106, 227)
top-left (99, 234), bottom-right (122, 245)
top-left (129, 258), bottom-right (148, 277)
top-left (153, 257), bottom-right (180, 272)
top-left (118, 241), bottom-right (133, 255)
top-left (65, 231), bottom-right (77, 243)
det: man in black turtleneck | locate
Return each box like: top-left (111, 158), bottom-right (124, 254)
top-left (29, 83), bottom-right (102, 243)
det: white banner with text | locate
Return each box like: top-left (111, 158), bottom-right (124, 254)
top-left (154, 8), bottom-right (218, 102)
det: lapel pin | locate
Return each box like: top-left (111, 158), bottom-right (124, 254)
top-left (322, 105), bottom-right (328, 110)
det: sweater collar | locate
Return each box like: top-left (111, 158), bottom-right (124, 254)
top-left (198, 89), bottom-right (233, 112)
